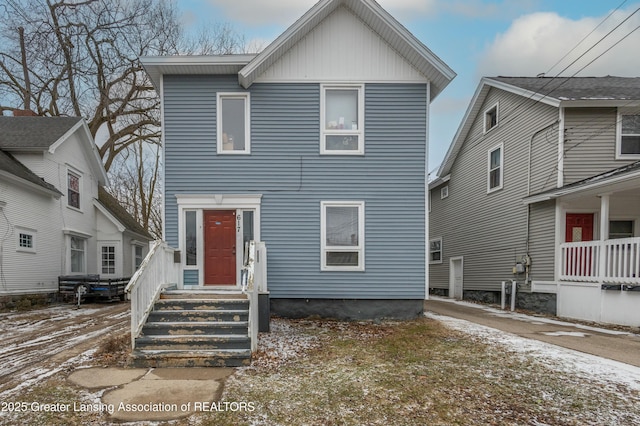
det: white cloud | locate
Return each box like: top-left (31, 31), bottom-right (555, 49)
top-left (207, 0), bottom-right (437, 26)
top-left (477, 9), bottom-right (640, 78)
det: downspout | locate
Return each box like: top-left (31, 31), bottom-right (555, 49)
top-left (425, 82), bottom-right (431, 301)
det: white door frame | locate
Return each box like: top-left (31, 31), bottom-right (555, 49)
top-left (449, 256), bottom-right (464, 299)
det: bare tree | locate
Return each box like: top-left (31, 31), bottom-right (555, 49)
top-left (0, 0), bottom-right (249, 235)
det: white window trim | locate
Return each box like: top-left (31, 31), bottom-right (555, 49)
top-left (487, 143), bottom-right (504, 193)
top-left (321, 201), bottom-right (365, 271)
top-left (429, 237), bottom-right (443, 264)
top-left (483, 102), bottom-right (499, 134)
top-left (217, 92), bottom-right (251, 155)
top-left (131, 243), bottom-right (145, 273)
top-left (69, 235), bottom-right (87, 274)
top-left (16, 226), bottom-right (36, 254)
top-left (616, 109), bottom-right (640, 160)
top-left (66, 166), bottom-right (83, 212)
top-left (440, 185), bottom-right (449, 199)
top-left (99, 243), bottom-right (118, 276)
top-left (320, 84), bottom-right (365, 155)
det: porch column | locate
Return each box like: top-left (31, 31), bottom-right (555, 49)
top-left (598, 194), bottom-right (610, 282)
top-left (599, 194), bottom-right (610, 241)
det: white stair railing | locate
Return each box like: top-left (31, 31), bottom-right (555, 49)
top-left (125, 240), bottom-right (179, 349)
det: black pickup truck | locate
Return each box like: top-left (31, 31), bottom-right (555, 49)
top-left (58, 275), bottom-right (130, 303)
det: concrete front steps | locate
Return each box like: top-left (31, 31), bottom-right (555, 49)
top-left (130, 291), bottom-right (251, 367)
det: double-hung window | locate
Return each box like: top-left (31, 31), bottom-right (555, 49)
top-left (321, 201), bottom-right (365, 271)
top-left (70, 236), bottom-right (86, 273)
top-left (617, 110), bottom-right (640, 158)
top-left (217, 93), bottom-right (250, 154)
top-left (321, 85), bottom-right (364, 154)
top-left (488, 143), bottom-right (503, 192)
top-left (429, 238), bottom-right (442, 264)
top-left (67, 171), bottom-right (81, 209)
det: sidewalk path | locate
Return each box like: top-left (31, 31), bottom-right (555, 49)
top-left (425, 297), bottom-right (640, 367)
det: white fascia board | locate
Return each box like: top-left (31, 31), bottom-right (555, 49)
top-left (559, 99), bottom-right (640, 108)
top-left (438, 77), bottom-right (561, 177)
top-left (49, 119), bottom-right (108, 186)
top-left (94, 200), bottom-right (127, 233)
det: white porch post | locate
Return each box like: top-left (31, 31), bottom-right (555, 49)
top-left (598, 194), bottom-right (610, 283)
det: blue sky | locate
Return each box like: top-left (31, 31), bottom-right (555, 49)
top-left (177, 0), bottom-right (640, 175)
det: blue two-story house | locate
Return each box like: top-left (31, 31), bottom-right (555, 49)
top-left (140, 0), bottom-right (455, 326)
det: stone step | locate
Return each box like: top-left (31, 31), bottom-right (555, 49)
top-left (153, 299), bottom-right (249, 311)
top-left (129, 349), bottom-right (251, 368)
top-left (160, 291), bottom-right (247, 300)
top-left (135, 335), bottom-right (250, 351)
top-left (141, 321), bottom-right (249, 336)
top-left (147, 309), bottom-right (249, 323)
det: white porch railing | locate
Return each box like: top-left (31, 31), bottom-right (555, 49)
top-left (560, 238), bottom-right (640, 284)
top-left (242, 241), bottom-right (267, 353)
top-left (125, 240), bottom-right (179, 349)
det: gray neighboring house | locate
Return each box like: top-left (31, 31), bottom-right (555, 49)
top-left (0, 115), bottom-right (153, 307)
top-left (141, 0), bottom-right (456, 319)
top-left (429, 76), bottom-right (640, 327)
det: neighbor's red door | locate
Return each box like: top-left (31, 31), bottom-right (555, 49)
top-left (565, 213), bottom-right (594, 242)
top-left (565, 213), bottom-right (595, 277)
top-left (204, 210), bottom-right (236, 285)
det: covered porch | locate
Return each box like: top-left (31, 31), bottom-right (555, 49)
top-left (526, 161), bottom-right (640, 326)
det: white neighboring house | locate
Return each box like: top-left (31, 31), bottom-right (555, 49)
top-left (0, 115), bottom-right (153, 304)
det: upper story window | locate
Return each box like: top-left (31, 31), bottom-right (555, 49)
top-left (67, 171), bottom-right (81, 209)
top-left (321, 201), bottom-right (365, 271)
top-left (484, 103), bottom-right (498, 133)
top-left (217, 93), bottom-right (250, 154)
top-left (441, 186), bottom-right (449, 199)
top-left (321, 85), bottom-right (364, 155)
top-left (617, 110), bottom-right (640, 159)
top-left (488, 143), bottom-right (503, 193)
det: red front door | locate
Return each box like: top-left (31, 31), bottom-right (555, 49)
top-left (565, 213), bottom-right (595, 277)
top-left (204, 210), bottom-right (236, 285)
top-left (565, 213), bottom-right (594, 242)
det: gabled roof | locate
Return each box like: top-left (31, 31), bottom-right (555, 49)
top-left (96, 186), bottom-right (153, 240)
top-left (0, 116), bottom-right (84, 151)
top-left (523, 160), bottom-right (640, 205)
top-left (0, 116), bottom-right (108, 186)
top-left (141, 0), bottom-right (455, 101)
top-left (437, 76), bottom-right (640, 177)
top-left (0, 150), bottom-right (62, 197)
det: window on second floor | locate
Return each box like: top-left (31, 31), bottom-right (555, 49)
top-left (488, 143), bottom-right (503, 193)
top-left (217, 93), bottom-right (250, 154)
top-left (617, 110), bottom-right (640, 158)
top-left (321, 85), bottom-right (364, 155)
top-left (484, 103), bottom-right (498, 133)
top-left (441, 186), bottom-right (449, 199)
top-left (67, 171), bottom-right (81, 209)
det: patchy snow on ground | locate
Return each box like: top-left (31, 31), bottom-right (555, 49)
top-left (426, 311), bottom-right (640, 393)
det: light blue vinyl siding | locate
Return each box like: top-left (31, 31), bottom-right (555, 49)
top-left (183, 270), bottom-right (199, 286)
top-left (164, 76), bottom-right (427, 299)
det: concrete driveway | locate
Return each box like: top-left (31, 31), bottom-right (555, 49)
top-left (425, 297), bottom-right (640, 368)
